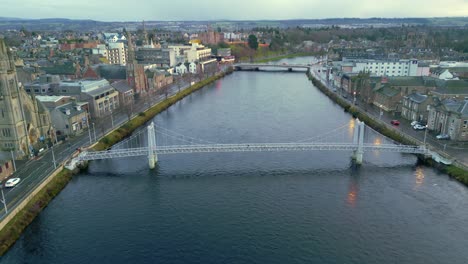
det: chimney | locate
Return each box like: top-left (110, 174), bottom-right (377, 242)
top-left (381, 76), bottom-right (388, 84)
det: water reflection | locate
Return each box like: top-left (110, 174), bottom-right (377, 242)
top-left (414, 166), bottom-right (425, 188)
top-left (348, 118), bottom-right (356, 138)
top-left (346, 166), bottom-right (362, 207)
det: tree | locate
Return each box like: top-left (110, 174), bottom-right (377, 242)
top-left (248, 34), bottom-right (259, 50)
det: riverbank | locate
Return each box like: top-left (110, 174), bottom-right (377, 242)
top-left (254, 52), bottom-right (324, 63)
top-left (0, 168), bottom-right (73, 255)
top-left (0, 68), bottom-right (233, 256)
top-left (306, 71), bottom-right (468, 186)
top-left (93, 69), bottom-right (233, 151)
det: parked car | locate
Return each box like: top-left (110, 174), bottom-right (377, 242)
top-left (436, 134), bottom-right (450, 140)
top-left (413, 124), bottom-right (426, 130)
top-left (411, 121), bottom-right (419, 126)
top-left (391, 120), bottom-right (400, 125)
top-left (5, 178), bottom-right (20, 188)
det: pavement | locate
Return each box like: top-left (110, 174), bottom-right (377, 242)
top-left (309, 65), bottom-right (468, 167)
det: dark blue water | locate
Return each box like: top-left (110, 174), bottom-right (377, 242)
top-left (3, 57), bottom-right (468, 264)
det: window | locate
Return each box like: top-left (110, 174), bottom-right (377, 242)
top-left (2, 128), bottom-right (11, 137)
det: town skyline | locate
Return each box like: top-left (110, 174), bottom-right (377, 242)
top-left (2, 0), bottom-right (468, 22)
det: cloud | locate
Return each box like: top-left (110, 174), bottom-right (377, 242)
top-left (1, 0), bottom-right (467, 21)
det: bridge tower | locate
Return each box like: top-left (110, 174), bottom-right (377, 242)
top-left (352, 120), bottom-right (365, 164)
top-left (147, 122), bottom-right (158, 169)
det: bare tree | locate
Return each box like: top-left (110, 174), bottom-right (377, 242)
top-left (122, 100), bottom-right (134, 121)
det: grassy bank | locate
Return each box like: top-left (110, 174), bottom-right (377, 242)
top-left (306, 71), bottom-right (468, 185)
top-left (0, 169), bottom-right (73, 255)
top-left (255, 52), bottom-right (324, 63)
top-left (94, 69), bottom-right (233, 151)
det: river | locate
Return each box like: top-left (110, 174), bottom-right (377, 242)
top-left (2, 57), bottom-right (468, 264)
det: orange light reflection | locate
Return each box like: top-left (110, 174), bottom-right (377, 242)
top-left (415, 167), bottom-right (425, 187)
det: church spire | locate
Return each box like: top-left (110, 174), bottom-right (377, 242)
top-left (126, 31), bottom-right (135, 64)
top-left (142, 20), bottom-right (148, 46)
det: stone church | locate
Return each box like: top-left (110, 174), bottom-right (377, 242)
top-left (0, 38), bottom-right (52, 159)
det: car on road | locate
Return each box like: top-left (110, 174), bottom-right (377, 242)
top-left (5, 178), bottom-right (20, 188)
top-left (411, 121), bottom-right (419, 126)
top-left (413, 124), bottom-right (426, 130)
top-left (436, 134), bottom-right (450, 140)
top-left (391, 120), bottom-right (400, 125)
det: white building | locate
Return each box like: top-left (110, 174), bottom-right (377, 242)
top-left (175, 64), bottom-right (188, 75)
top-left (189, 62), bottom-right (198, 74)
top-left (351, 59), bottom-right (420, 77)
top-left (92, 43), bottom-right (127, 65)
top-left (431, 69), bottom-right (459, 80)
top-left (184, 43), bottom-right (212, 63)
top-left (102, 33), bottom-right (126, 43)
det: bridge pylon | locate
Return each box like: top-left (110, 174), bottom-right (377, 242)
top-left (147, 122), bottom-right (158, 169)
top-left (352, 119), bottom-right (365, 164)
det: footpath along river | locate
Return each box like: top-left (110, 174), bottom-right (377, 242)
top-left (2, 57), bottom-right (468, 264)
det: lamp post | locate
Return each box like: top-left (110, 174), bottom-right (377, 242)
top-left (423, 125), bottom-right (428, 146)
top-left (85, 114), bottom-right (92, 145)
top-left (51, 145), bottom-right (57, 169)
top-left (92, 122), bottom-right (97, 142)
top-left (1, 187), bottom-right (7, 214)
top-left (10, 149), bottom-right (16, 172)
top-left (105, 96), bottom-right (114, 128)
top-left (353, 91), bottom-right (356, 105)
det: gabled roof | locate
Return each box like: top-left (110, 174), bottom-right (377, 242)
top-left (457, 101), bottom-right (468, 116)
top-left (386, 76), bottom-right (430, 87)
top-left (111, 80), bottom-right (132, 93)
top-left (434, 80), bottom-right (468, 95)
top-left (406, 93), bottom-right (428, 103)
top-left (82, 67), bottom-right (99, 79)
top-left (375, 84), bottom-right (400, 97)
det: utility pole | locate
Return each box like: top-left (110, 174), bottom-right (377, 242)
top-left (10, 150), bottom-right (16, 172)
top-left (51, 145), bottom-right (57, 169)
top-left (1, 187), bottom-right (7, 214)
top-left (423, 125), bottom-right (428, 146)
top-left (93, 123), bottom-right (97, 142)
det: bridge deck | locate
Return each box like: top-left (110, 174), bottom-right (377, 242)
top-left (78, 143), bottom-right (427, 161)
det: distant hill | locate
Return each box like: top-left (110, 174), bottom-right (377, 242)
top-left (0, 17), bottom-right (466, 31)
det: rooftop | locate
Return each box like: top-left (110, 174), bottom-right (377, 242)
top-left (36, 95), bottom-right (69, 103)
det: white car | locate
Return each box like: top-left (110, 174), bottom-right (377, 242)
top-left (413, 124), bottom-right (426, 130)
top-left (411, 121), bottom-right (419, 126)
top-left (5, 178), bottom-right (20, 188)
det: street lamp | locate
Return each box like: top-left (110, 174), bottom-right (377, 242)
top-left (423, 125), bottom-right (428, 146)
top-left (353, 91), bottom-right (357, 105)
top-left (92, 122), bottom-right (97, 142)
top-left (1, 186), bottom-right (7, 214)
top-left (51, 145), bottom-right (57, 169)
top-left (10, 149), bottom-right (16, 172)
top-left (105, 96), bottom-right (114, 128)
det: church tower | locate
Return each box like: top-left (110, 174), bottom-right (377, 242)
top-left (0, 39), bottom-right (52, 158)
top-left (126, 32), bottom-right (149, 95)
top-left (0, 39), bottom-right (31, 157)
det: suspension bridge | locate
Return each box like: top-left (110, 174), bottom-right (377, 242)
top-left (234, 63), bottom-right (310, 71)
top-left (76, 120), bottom-right (429, 169)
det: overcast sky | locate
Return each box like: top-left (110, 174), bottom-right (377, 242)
top-left (2, 0), bottom-right (468, 21)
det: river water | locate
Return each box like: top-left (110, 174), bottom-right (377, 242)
top-left (3, 57), bottom-right (468, 264)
